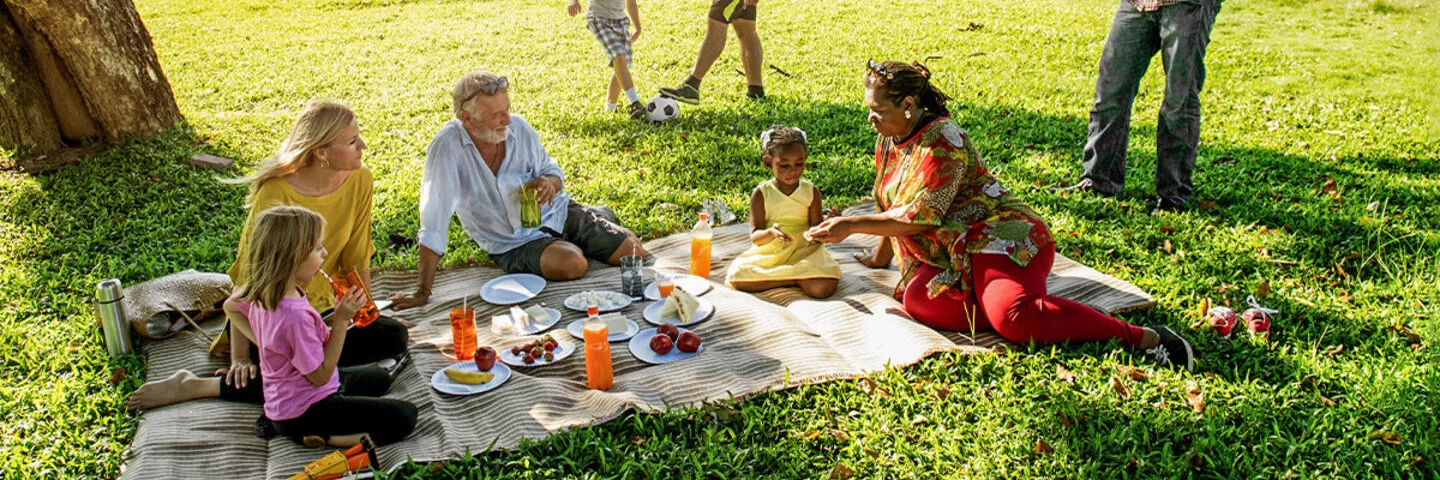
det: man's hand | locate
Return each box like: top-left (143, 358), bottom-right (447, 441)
top-left (219, 358), bottom-right (258, 388)
top-left (388, 290), bottom-right (431, 311)
top-left (631, 23), bottom-right (642, 42)
top-left (743, 0), bottom-right (757, 8)
top-left (526, 176), bottom-right (561, 206)
top-left (567, 0), bottom-right (582, 16)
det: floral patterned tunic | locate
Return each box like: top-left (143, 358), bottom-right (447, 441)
top-left (874, 117), bottom-right (1053, 300)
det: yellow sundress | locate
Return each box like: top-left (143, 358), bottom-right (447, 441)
top-left (725, 179), bottom-right (842, 285)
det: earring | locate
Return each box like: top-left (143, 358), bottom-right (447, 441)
top-left (904, 110), bottom-right (912, 119)
top-left (320, 159), bottom-right (330, 169)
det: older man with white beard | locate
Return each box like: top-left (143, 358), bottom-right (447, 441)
top-left (390, 70), bottom-right (646, 310)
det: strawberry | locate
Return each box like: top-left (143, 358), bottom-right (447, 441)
top-left (544, 341), bottom-right (557, 352)
top-left (523, 353), bottom-right (536, 364)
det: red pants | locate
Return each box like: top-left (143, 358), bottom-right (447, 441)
top-left (903, 244), bottom-right (1145, 346)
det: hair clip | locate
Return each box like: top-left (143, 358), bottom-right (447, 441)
top-left (866, 59), bottom-right (893, 80)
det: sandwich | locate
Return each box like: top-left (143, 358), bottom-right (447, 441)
top-left (658, 287), bottom-right (702, 324)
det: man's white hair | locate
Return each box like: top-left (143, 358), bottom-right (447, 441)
top-left (452, 70), bottom-right (506, 118)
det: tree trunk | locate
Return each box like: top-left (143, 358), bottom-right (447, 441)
top-left (0, 0), bottom-right (181, 157)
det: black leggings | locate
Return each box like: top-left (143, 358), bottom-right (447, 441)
top-left (272, 392), bottom-right (418, 446)
top-left (218, 316), bottom-right (409, 403)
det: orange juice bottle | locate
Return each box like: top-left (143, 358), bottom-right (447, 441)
top-left (323, 267), bottom-right (379, 327)
top-left (689, 212), bottom-right (712, 278)
top-left (450, 306), bottom-right (476, 361)
top-left (582, 305), bottom-right (613, 390)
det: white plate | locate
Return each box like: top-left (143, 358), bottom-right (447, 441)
top-left (492, 307), bottom-right (563, 336)
top-left (499, 339), bottom-right (576, 367)
top-left (628, 327), bottom-right (704, 364)
top-left (643, 275), bottom-right (714, 301)
top-left (565, 318), bottom-right (641, 342)
top-left (641, 297), bottom-right (716, 327)
top-left (563, 290), bottom-right (635, 312)
top-left (481, 274), bottom-right (546, 305)
top-left (430, 361), bottom-right (511, 395)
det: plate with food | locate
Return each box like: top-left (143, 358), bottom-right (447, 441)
top-left (627, 325), bottom-right (704, 365)
top-left (498, 334), bottom-right (576, 367)
top-left (490, 304), bottom-right (562, 336)
top-left (563, 290), bottom-right (635, 313)
top-left (480, 273), bottom-right (546, 305)
top-left (643, 274), bottom-right (714, 301)
top-left (430, 355), bottom-right (511, 395)
top-left (565, 312), bottom-right (640, 342)
top-left (641, 287), bottom-right (714, 327)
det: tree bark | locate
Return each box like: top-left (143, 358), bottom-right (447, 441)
top-left (0, 0), bottom-right (182, 156)
top-left (0, 3), bottom-right (61, 152)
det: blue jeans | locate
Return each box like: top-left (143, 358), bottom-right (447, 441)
top-left (1081, 0), bottom-right (1222, 203)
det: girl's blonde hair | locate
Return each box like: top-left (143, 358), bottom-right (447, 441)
top-left (237, 206), bottom-right (325, 311)
top-left (224, 99), bottom-right (356, 203)
top-left (761, 125), bottom-right (808, 160)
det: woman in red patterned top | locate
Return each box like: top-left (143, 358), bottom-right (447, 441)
top-left (808, 60), bottom-right (1196, 370)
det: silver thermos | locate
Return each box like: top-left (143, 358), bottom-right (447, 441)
top-left (95, 279), bottom-right (133, 357)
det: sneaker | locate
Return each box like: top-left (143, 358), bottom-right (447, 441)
top-left (1150, 197), bottom-right (1185, 216)
top-left (628, 101), bottom-right (646, 120)
top-left (1050, 178), bottom-right (1117, 197)
top-left (659, 83), bottom-right (701, 105)
top-left (1144, 326), bottom-right (1195, 372)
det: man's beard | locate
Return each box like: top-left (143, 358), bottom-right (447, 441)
top-left (475, 126), bottom-right (508, 144)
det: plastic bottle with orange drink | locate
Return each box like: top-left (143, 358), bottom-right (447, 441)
top-left (690, 212), bottom-right (712, 278)
top-left (582, 305), bottom-right (613, 390)
top-left (322, 266), bottom-right (379, 327)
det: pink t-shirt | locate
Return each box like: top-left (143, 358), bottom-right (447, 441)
top-left (235, 295), bottom-right (340, 421)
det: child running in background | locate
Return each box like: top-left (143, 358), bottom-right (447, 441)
top-left (568, 0), bottom-right (646, 119)
top-left (223, 206), bottom-right (417, 448)
top-left (726, 125), bottom-right (842, 298)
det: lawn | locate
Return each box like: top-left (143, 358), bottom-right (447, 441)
top-left (1, 0), bottom-right (1437, 477)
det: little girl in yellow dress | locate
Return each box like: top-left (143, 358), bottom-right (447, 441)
top-left (726, 125), bottom-right (843, 298)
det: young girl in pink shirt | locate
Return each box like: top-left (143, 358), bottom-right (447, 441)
top-left (223, 205), bottom-right (416, 447)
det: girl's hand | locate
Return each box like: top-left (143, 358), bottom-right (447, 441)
top-left (769, 224), bottom-right (793, 242)
top-left (806, 217), bottom-right (850, 244)
top-left (332, 287), bottom-right (366, 325)
top-left (219, 359), bottom-right (258, 388)
top-left (567, 0), bottom-right (581, 16)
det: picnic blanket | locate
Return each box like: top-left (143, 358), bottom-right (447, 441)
top-left (120, 209), bottom-right (1153, 479)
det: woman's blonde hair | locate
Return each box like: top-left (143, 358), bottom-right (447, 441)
top-left (224, 99), bottom-right (355, 203)
top-left (237, 206), bottom-right (325, 311)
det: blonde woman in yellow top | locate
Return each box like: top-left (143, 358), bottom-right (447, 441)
top-left (127, 100), bottom-right (408, 414)
top-left (725, 126), bottom-right (842, 298)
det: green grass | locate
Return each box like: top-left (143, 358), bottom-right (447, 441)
top-left (2, 0), bottom-right (1437, 477)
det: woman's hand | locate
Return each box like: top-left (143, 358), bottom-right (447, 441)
top-left (219, 358), bottom-right (258, 388)
top-left (806, 217), bottom-right (851, 244)
top-left (332, 287), bottom-right (366, 326)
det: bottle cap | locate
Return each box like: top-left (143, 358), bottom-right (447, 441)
top-left (698, 211), bottom-right (710, 221)
top-left (587, 305), bottom-right (599, 316)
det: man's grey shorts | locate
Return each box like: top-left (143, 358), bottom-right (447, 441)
top-left (492, 201), bottom-right (633, 274)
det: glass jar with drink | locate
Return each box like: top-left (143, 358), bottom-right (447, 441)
top-left (520, 183), bottom-right (542, 228)
top-left (690, 212), bottom-right (712, 278)
top-left (582, 305), bottom-right (613, 390)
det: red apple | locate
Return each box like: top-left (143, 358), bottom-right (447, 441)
top-left (657, 323), bottom-right (680, 341)
top-left (676, 331), bottom-right (702, 353)
top-left (473, 346), bottom-right (497, 371)
top-left (649, 334), bottom-right (674, 355)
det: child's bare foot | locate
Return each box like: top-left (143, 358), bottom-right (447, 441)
top-left (125, 370), bottom-right (218, 411)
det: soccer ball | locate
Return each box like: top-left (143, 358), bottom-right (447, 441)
top-left (645, 95), bottom-right (679, 122)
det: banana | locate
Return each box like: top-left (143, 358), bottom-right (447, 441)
top-left (444, 368), bottom-right (495, 385)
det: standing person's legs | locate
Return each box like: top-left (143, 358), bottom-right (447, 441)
top-left (691, 19), bottom-right (730, 80)
top-left (732, 19), bottom-right (764, 97)
top-left (1154, 0), bottom-right (1221, 206)
top-left (970, 245), bottom-right (1147, 346)
top-left (1081, 1), bottom-right (1163, 196)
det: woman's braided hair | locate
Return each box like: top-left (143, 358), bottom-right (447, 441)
top-left (863, 60), bottom-right (951, 118)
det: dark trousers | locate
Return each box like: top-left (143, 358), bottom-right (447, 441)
top-left (218, 316), bottom-right (409, 403)
top-left (272, 392), bottom-right (419, 446)
top-left (1081, 0), bottom-right (1221, 204)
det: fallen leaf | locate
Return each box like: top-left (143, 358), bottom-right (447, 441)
top-left (1163, 239), bottom-right (1173, 254)
top-left (1257, 279), bottom-right (1272, 299)
top-left (1110, 376), bottom-right (1131, 399)
top-left (1215, 156), bottom-right (1236, 164)
top-left (1069, 231), bottom-right (1080, 237)
top-left (1035, 440), bottom-right (1055, 456)
top-left (1056, 412), bottom-right (1075, 427)
top-left (1125, 459), bottom-right (1140, 475)
top-left (631, 436), bottom-right (645, 446)
top-left (109, 367), bottom-right (126, 385)
top-left (1189, 453), bottom-right (1206, 468)
top-left (620, 146), bottom-right (635, 152)
top-left (1320, 395), bottom-right (1337, 408)
top-left (1116, 365), bottom-right (1150, 381)
top-left (1186, 381), bottom-right (1205, 413)
top-left (1160, 225), bottom-right (1175, 235)
top-left (798, 430), bottom-right (822, 441)
top-left (1321, 178), bottom-right (1342, 201)
top-left (427, 462), bottom-right (446, 474)
top-left (911, 415), bottom-right (928, 425)
top-left (1057, 365), bottom-right (1076, 383)
top-left (1323, 345), bottom-right (1345, 356)
top-left (935, 386), bottom-right (951, 400)
top-left (830, 429), bottom-right (849, 444)
top-left (1367, 430), bottom-right (1403, 445)
top-left (1070, 246), bottom-right (1083, 257)
top-left (829, 464), bottom-right (854, 480)
top-left (864, 448), bottom-right (881, 458)
top-left (1198, 200), bottom-right (1219, 210)
top-left (1391, 325), bottom-right (1423, 345)
top-left (858, 377), bottom-right (879, 395)
top-left (1414, 456), bottom-right (1428, 466)
top-left (1153, 399), bottom-right (1168, 409)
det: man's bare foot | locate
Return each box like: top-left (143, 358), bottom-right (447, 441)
top-left (124, 370), bottom-right (219, 411)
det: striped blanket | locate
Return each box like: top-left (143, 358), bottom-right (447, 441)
top-left (121, 214), bottom-right (1153, 479)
